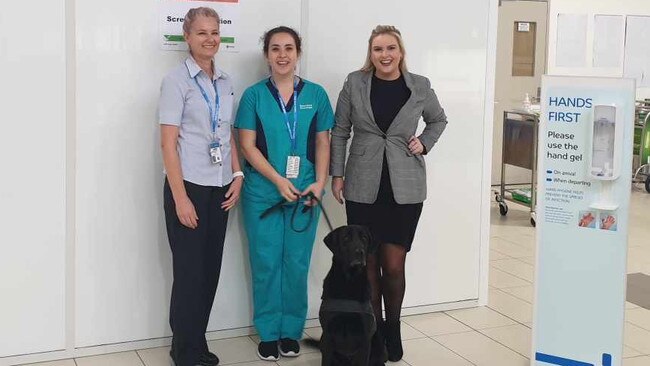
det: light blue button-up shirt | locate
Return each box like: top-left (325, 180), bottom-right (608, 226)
top-left (159, 57), bottom-right (234, 187)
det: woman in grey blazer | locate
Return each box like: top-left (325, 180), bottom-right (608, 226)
top-left (330, 25), bottom-right (448, 362)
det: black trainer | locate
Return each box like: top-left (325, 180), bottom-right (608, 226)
top-left (257, 341), bottom-right (280, 361)
top-left (279, 338), bottom-right (300, 357)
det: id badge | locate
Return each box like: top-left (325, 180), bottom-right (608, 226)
top-left (286, 155), bottom-right (300, 178)
top-left (209, 142), bottom-right (222, 165)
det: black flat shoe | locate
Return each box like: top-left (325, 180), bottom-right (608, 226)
top-left (385, 320), bottom-right (403, 362)
top-left (169, 350), bottom-right (219, 366)
top-left (199, 351), bottom-right (219, 365)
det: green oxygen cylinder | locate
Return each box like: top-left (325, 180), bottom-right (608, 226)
top-left (635, 107), bottom-right (650, 165)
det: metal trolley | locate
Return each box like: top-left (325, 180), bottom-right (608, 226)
top-left (633, 100), bottom-right (650, 193)
top-left (495, 110), bottom-right (539, 227)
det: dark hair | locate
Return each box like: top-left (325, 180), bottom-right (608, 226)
top-left (262, 26), bottom-right (302, 55)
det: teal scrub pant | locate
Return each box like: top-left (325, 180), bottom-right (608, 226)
top-left (242, 195), bottom-right (320, 341)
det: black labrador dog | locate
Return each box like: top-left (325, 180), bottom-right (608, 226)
top-left (311, 225), bottom-right (384, 366)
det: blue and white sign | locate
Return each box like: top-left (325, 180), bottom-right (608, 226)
top-left (532, 76), bottom-right (635, 366)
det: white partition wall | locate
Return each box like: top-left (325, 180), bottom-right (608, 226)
top-left (75, 0), bottom-right (302, 347)
top-left (0, 0), bottom-right (67, 358)
top-left (303, 0), bottom-right (495, 307)
top-left (0, 0), bottom-right (497, 363)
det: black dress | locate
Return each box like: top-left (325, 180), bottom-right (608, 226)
top-left (345, 74), bottom-right (423, 251)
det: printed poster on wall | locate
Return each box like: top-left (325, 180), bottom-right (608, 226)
top-left (159, 0), bottom-right (240, 52)
top-left (533, 76), bottom-right (635, 366)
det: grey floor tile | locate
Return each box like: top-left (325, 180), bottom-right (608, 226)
top-left (303, 326), bottom-right (322, 341)
top-left (402, 312), bottom-right (472, 336)
top-left (20, 360), bottom-right (76, 366)
top-left (137, 346), bottom-right (170, 366)
top-left (624, 322), bottom-right (650, 354)
top-left (490, 250), bottom-right (511, 261)
top-left (500, 285), bottom-right (534, 304)
top-left (489, 267), bottom-right (531, 289)
top-left (491, 237), bottom-right (535, 258)
top-left (435, 330), bottom-right (528, 366)
top-left (487, 288), bottom-right (533, 324)
top-left (75, 351), bottom-right (144, 366)
top-left (625, 307), bottom-right (650, 331)
top-left (491, 259), bottom-right (535, 282)
top-left (276, 351), bottom-right (320, 366)
top-left (624, 355), bottom-right (650, 366)
top-left (623, 345), bottom-right (644, 359)
top-left (385, 360), bottom-right (410, 366)
top-left (207, 336), bottom-right (260, 365)
top-left (446, 306), bottom-right (516, 329)
top-left (402, 337), bottom-right (473, 366)
top-left (400, 320), bottom-right (427, 340)
top-left (479, 323), bottom-right (532, 357)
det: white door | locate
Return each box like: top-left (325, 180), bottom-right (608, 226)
top-left (492, 0), bottom-right (548, 185)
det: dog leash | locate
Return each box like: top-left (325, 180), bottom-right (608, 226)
top-left (260, 192), bottom-right (334, 233)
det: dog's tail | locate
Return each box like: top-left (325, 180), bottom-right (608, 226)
top-left (303, 338), bottom-right (320, 350)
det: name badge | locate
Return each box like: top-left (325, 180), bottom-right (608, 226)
top-left (286, 155), bottom-right (300, 178)
top-left (209, 142), bottom-right (222, 165)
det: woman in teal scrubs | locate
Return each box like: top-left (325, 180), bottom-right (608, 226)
top-left (235, 26), bottom-right (334, 361)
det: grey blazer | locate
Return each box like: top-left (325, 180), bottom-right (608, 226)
top-left (330, 70), bottom-right (448, 204)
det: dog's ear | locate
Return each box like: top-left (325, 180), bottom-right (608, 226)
top-left (323, 227), bottom-right (340, 253)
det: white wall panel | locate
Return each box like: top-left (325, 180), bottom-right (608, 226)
top-left (548, 0), bottom-right (650, 98)
top-left (0, 0), bottom-right (67, 358)
top-left (0, 0), bottom-right (494, 361)
top-left (304, 0), bottom-right (494, 307)
top-left (75, 0), bottom-right (301, 347)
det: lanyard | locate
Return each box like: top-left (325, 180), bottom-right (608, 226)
top-left (193, 75), bottom-right (220, 142)
top-left (271, 77), bottom-right (299, 153)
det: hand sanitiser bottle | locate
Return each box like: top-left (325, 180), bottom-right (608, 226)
top-left (591, 107), bottom-right (616, 179)
top-left (590, 105), bottom-right (622, 211)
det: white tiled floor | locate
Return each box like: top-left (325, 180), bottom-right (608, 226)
top-left (22, 191), bottom-right (650, 366)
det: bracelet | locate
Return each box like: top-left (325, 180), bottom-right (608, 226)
top-left (233, 171), bottom-right (245, 179)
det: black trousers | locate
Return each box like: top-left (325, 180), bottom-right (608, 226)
top-left (164, 179), bottom-right (230, 366)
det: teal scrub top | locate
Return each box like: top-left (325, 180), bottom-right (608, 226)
top-left (235, 77), bottom-right (334, 202)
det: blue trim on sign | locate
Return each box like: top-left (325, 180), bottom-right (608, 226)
top-left (535, 353), bottom-right (593, 366)
top-left (601, 354), bottom-right (611, 366)
top-left (535, 352), bottom-right (612, 366)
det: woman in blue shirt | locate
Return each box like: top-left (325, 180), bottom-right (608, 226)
top-left (235, 26), bottom-right (334, 361)
top-left (159, 7), bottom-right (242, 366)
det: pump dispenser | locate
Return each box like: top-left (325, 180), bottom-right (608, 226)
top-left (589, 105), bottom-right (622, 211)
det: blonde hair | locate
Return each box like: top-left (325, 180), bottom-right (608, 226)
top-left (183, 7), bottom-right (220, 34)
top-left (361, 25), bottom-right (408, 73)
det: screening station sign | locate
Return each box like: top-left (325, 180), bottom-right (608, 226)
top-left (533, 76), bottom-right (635, 366)
top-left (159, 0), bottom-right (239, 52)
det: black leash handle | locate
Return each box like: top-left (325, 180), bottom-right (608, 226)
top-left (259, 192), bottom-right (335, 233)
top-left (307, 193), bottom-right (335, 232)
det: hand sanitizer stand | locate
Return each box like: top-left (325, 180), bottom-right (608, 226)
top-left (532, 76), bottom-right (635, 366)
